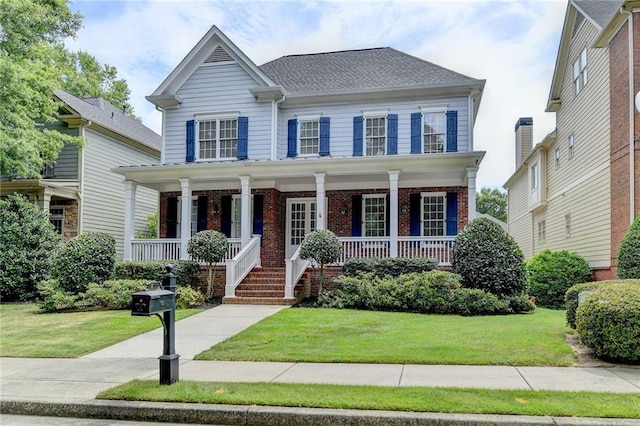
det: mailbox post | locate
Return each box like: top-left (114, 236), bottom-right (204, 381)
top-left (131, 265), bottom-right (179, 385)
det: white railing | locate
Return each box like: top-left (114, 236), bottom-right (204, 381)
top-left (129, 238), bottom-right (242, 263)
top-left (336, 236), bottom-right (455, 266)
top-left (337, 237), bottom-right (391, 264)
top-left (285, 247), bottom-right (310, 299)
top-left (225, 236), bottom-right (261, 297)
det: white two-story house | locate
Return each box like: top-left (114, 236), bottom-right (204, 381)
top-left (115, 26), bottom-right (486, 303)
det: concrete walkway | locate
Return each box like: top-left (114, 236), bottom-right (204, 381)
top-left (1, 304), bottom-right (640, 425)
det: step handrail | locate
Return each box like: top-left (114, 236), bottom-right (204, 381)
top-left (225, 235), bottom-right (261, 298)
top-left (285, 246), bottom-right (310, 298)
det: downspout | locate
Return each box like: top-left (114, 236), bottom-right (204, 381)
top-left (271, 94), bottom-right (286, 161)
top-left (621, 7), bottom-right (635, 224)
top-left (77, 121), bottom-right (91, 234)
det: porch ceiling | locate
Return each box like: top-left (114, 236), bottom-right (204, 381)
top-left (113, 152), bottom-right (484, 193)
top-left (0, 179), bottom-right (80, 200)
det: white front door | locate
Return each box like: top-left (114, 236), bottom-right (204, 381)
top-left (286, 198), bottom-right (316, 258)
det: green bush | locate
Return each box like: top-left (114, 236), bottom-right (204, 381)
top-left (176, 286), bottom-right (205, 309)
top-left (84, 279), bottom-right (149, 310)
top-left (617, 215), bottom-right (640, 279)
top-left (187, 230), bottom-right (228, 300)
top-left (300, 229), bottom-right (343, 293)
top-left (576, 282), bottom-right (640, 362)
top-left (564, 280), bottom-right (640, 328)
top-left (343, 257), bottom-right (438, 277)
top-left (50, 231), bottom-right (116, 294)
top-left (526, 250), bottom-right (592, 309)
top-left (0, 193), bottom-right (61, 301)
top-left (36, 279), bottom-right (82, 312)
top-left (453, 288), bottom-right (511, 317)
top-left (401, 271), bottom-right (460, 313)
top-left (452, 217), bottom-right (528, 297)
top-left (507, 294), bottom-right (536, 314)
top-left (113, 260), bottom-right (201, 287)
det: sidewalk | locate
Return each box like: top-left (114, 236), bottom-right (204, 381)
top-left (1, 304), bottom-right (639, 425)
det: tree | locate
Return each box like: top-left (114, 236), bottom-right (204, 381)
top-left (135, 212), bottom-right (159, 239)
top-left (0, 193), bottom-right (61, 301)
top-left (476, 188), bottom-right (507, 222)
top-left (617, 215), bottom-right (640, 279)
top-left (299, 229), bottom-right (343, 294)
top-left (187, 231), bottom-right (229, 301)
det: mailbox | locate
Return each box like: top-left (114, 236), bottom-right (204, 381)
top-left (131, 288), bottom-right (174, 316)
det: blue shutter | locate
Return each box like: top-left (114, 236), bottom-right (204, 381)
top-left (351, 195), bottom-right (362, 236)
top-left (387, 114), bottom-right (398, 155)
top-left (409, 194), bottom-right (421, 236)
top-left (319, 117), bottom-right (330, 156)
top-left (186, 119), bottom-right (195, 162)
top-left (353, 116), bottom-right (363, 156)
top-left (252, 194), bottom-right (264, 245)
top-left (446, 110), bottom-right (458, 152)
top-left (220, 196), bottom-right (232, 238)
top-left (410, 113), bottom-right (422, 154)
top-left (237, 116), bottom-right (248, 160)
top-left (446, 192), bottom-right (458, 236)
top-left (287, 119), bottom-right (297, 157)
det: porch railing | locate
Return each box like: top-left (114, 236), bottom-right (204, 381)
top-left (225, 235), bottom-right (261, 298)
top-left (285, 247), bottom-right (310, 298)
top-left (336, 236), bottom-right (455, 266)
top-left (130, 238), bottom-right (242, 262)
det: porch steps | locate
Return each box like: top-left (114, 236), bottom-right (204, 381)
top-left (222, 267), bottom-right (307, 306)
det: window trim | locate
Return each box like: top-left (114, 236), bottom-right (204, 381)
top-left (554, 148), bottom-right (560, 168)
top-left (573, 48), bottom-right (588, 95)
top-left (49, 207), bottom-right (64, 235)
top-left (420, 191), bottom-right (447, 237)
top-left (362, 115), bottom-right (387, 157)
top-left (362, 194), bottom-right (387, 237)
top-left (530, 162), bottom-right (539, 190)
top-left (564, 213), bottom-right (571, 238)
top-left (568, 134), bottom-right (575, 159)
top-left (297, 118), bottom-right (320, 157)
top-left (195, 114), bottom-right (239, 161)
top-left (538, 220), bottom-right (546, 243)
top-left (420, 107), bottom-right (448, 154)
top-left (231, 194), bottom-right (254, 239)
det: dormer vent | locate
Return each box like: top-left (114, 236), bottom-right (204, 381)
top-left (204, 45), bottom-right (233, 63)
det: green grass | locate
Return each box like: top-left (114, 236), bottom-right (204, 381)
top-left (196, 307), bottom-right (575, 366)
top-left (0, 304), bottom-right (202, 358)
top-left (98, 380), bottom-right (640, 419)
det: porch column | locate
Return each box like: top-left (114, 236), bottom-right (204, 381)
top-left (314, 173), bottom-right (326, 230)
top-left (466, 167), bottom-right (478, 223)
top-left (388, 170), bottom-right (399, 257)
top-left (240, 176), bottom-right (252, 247)
top-left (179, 178), bottom-right (192, 260)
top-left (123, 181), bottom-right (137, 261)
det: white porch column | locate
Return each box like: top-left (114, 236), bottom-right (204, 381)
top-left (388, 170), bottom-right (399, 257)
top-left (179, 178), bottom-right (192, 260)
top-left (123, 181), bottom-right (137, 261)
top-left (240, 176), bottom-right (252, 247)
top-left (466, 167), bottom-right (478, 223)
top-left (314, 173), bottom-right (326, 230)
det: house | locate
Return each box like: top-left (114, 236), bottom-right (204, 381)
top-left (0, 90), bottom-right (161, 255)
top-left (504, 0), bottom-right (640, 280)
top-left (114, 25), bottom-right (486, 303)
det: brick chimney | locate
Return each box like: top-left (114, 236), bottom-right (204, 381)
top-left (515, 117), bottom-right (533, 168)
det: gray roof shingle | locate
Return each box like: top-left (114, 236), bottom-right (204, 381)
top-left (259, 47), bottom-right (483, 95)
top-left (55, 89), bottom-right (161, 152)
top-left (574, 0), bottom-right (622, 28)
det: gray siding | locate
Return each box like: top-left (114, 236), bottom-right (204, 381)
top-left (507, 170), bottom-right (533, 259)
top-left (54, 144), bottom-right (79, 179)
top-left (82, 129), bottom-right (159, 257)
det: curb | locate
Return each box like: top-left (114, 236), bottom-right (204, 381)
top-left (2, 399), bottom-right (640, 426)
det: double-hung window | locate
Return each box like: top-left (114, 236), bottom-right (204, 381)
top-left (538, 220), bottom-right (546, 243)
top-left (423, 112), bottom-right (446, 153)
top-left (362, 195), bottom-right (386, 237)
top-left (365, 116), bottom-right (386, 156)
top-left (49, 208), bottom-right (64, 235)
top-left (422, 192), bottom-right (446, 236)
top-left (299, 120), bottom-right (319, 155)
top-left (573, 48), bottom-right (587, 95)
top-left (530, 162), bottom-right (539, 190)
top-left (198, 117), bottom-right (238, 160)
top-left (568, 134), bottom-right (575, 158)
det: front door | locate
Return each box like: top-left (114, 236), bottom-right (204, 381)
top-left (286, 198), bottom-right (316, 258)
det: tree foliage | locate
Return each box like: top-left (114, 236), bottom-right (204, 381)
top-left (300, 229), bottom-right (342, 293)
top-left (617, 215), bottom-right (640, 279)
top-left (0, 193), bottom-right (61, 301)
top-left (187, 231), bottom-right (228, 300)
top-left (476, 188), bottom-right (507, 222)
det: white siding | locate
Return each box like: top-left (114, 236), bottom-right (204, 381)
top-left (163, 62), bottom-right (272, 163)
top-left (82, 129), bottom-right (159, 257)
top-left (507, 171), bottom-right (533, 258)
top-left (277, 96), bottom-right (471, 159)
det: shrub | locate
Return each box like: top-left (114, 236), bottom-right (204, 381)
top-left (176, 286), bottom-right (205, 309)
top-left (50, 231), bottom-right (116, 294)
top-left (564, 280), bottom-right (640, 329)
top-left (36, 279), bottom-right (82, 312)
top-left (452, 217), bottom-right (528, 297)
top-left (401, 271), bottom-right (461, 313)
top-left (507, 294), bottom-right (536, 314)
top-left (453, 288), bottom-right (511, 317)
top-left (113, 260), bottom-right (201, 287)
top-left (617, 215), bottom-right (640, 279)
top-left (187, 230), bottom-right (228, 300)
top-left (300, 229), bottom-right (343, 293)
top-left (0, 193), bottom-right (61, 301)
top-left (576, 282), bottom-right (640, 362)
top-left (526, 250), bottom-right (592, 309)
top-left (343, 257), bottom-right (438, 277)
top-left (84, 279), bottom-right (149, 310)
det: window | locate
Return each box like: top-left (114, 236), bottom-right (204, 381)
top-left (422, 193), bottom-right (446, 237)
top-left (538, 220), bottom-right (546, 243)
top-left (423, 112), bottom-right (446, 153)
top-left (49, 208), bottom-right (64, 234)
top-left (231, 195), bottom-right (254, 238)
top-left (365, 117), bottom-right (386, 156)
top-left (198, 118), bottom-right (238, 159)
top-left (363, 195), bottom-right (386, 237)
top-left (568, 134), bottom-right (575, 158)
top-left (190, 199), bottom-right (198, 236)
top-left (573, 48), bottom-right (587, 95)
top-left (531, 163), bottom-right (539, 190)
top-left (565, 214), bottom-right (571, 238)
top-left (299, 120), bottom-right (319, 155)
top-left (555, 148), bottom-right (560, 168)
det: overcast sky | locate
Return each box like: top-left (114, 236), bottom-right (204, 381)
top-left (66, 0), bottom-right (569, 190)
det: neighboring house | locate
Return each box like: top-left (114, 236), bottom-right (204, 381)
top-left (114, 25), bottom-right (486, 303)
top-left (504, 0), bottom-right (640, 280)
top-left (0, 90), bottom-right (161, 256)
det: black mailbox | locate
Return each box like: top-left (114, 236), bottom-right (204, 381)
top-left (131, 288), bottom-right (174, 316)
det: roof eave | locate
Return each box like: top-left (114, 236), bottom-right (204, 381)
top-left (146, 94), bottom-right (184, 109)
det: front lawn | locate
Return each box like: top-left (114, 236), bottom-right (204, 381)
top-left (196, 307), bottom-right (576, 366)
top-left (0, 304), bottom-right (202, 358)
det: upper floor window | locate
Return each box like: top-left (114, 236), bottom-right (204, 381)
top-left (573, 48), bottom-right (587, 95)
top-left (289, 116), bottom-right (330, 158)
top-left (198, 118), bottom-right (238, 160)
top-left (554, 148), bottom-right (560, 168)
top-left (362, 194), bottom-right (386, 237)
top-left (530, 162), bottom-right (539, 190)
top-left (423, 112), bottom-right (446, 153)
top-left (422, 192), bottom-right (446, 237)
top-left (568, 134), bottom-right (575, 158)
top-left (538, 220), bottom-right (546, 243)
top-left (299, 120), bottom-right (319, 155)
top-left (365, 116), bottom-right (386, 156)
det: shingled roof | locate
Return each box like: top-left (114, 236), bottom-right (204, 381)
top-left (55, 89), bottom-right (161, 152)
top-left (573, 0), bottom-right (622, 29)
top-left (259, 47), bottom-right (483, 95)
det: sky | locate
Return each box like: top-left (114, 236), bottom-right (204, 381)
top-left (65, 0), bottom-right (569, 190)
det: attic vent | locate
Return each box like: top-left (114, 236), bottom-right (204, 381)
top-left (204, 46), bottom-right (233, 63)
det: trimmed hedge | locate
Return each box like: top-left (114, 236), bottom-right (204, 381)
top-left (84, 279), bottom-right (149, 310)
top-left (113, 260), bottom-right (201, 288)
top-left (576, 282), bottom-right (640, 362)
top-left (343, 257), bottom-right (438, 277)
top-left (526, 250), bottom-right (592, 309)
top-left (565, 279), bottom-right (640, 329)
top-left (617, 215), bottom-right (640, 279)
